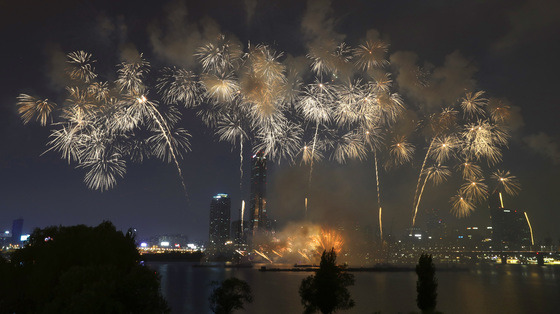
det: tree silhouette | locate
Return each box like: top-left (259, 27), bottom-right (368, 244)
top-left (0, 221), bottom-right (169, 313)
top-left (299, 249), bottom-right (355, 314)
top-left (209, 277), bottom-right (253, 314)
top-left (416, 253), bottom-right (438, 313)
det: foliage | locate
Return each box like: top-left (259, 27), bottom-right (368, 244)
top-left (209, 277), bottom-right (253, 314)
top-left (0, 221), bottom-right (169, 313)
top-left (299, 249), bottom-right (355, 314)
top-left (416, 253), bottom-right (438, 313)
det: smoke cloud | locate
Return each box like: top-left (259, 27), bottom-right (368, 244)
top-left (523, 132), bottom-right (560, 165)
top-left (301, 0), bottom-right (345, 55)
top-left (147, 0), bottom-right (222, 67)
top-left (244, 0), bottom-right (258, 25)
top-left (493, 0), bottom-right (560, 52)
top-left (44, 43), bottom-right (71, 92)
top-left (390, 50), bottom-right (477, 111)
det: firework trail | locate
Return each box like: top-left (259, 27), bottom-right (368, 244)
top-left (241, 200), bottom-right (245, 238)
top-left (411, 138), bottom-right (435, 227)
top-left (298, 80), bottom-right (336, 183)
top-left (254, 250), bottom-right (273, 263)
top-left (138, 96), bottom-right (190, 198)
top-left (412, 135), bottom-right (457, 223)
top-left (412, 164), bottom-right (451, 226)
top-left (118, 55), bottom-right (191, 198)
top-left (411, 107), bottom-right (459, 226)
top-left (524, 212), bottom-right (535, 246)
top-left (374, 150), bottom-right (382, 241)
top-left (305, 197), bottom-right (308, 219)
top-left (298, 250), bottom-right (313, 263)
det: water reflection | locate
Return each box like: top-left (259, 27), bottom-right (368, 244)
top-left (148, 263), bottom-right (560, 314)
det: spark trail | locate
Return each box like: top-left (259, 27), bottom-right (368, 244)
top-left (142, 96), bottom-right (189, 198)
top-left (411, 138), bottom-right (435, 227)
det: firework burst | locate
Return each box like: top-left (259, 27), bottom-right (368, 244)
top-left (460, 178), bottom-right (489, 203)
top-left (156, 67), bottom-right (201, 108)
top-left (352, 40), bottom-right (389, 71)
top-left (458, 160), bottom-right (483, 180)
top-left (450, 193), bottom-right (475, 218)
top-left (460, 91), bottom-right (487, 118)
top-left (17, 51), bottom-right (193, 195)
top-left (491, 170), bottom-right (521, 196)
top-left (16, 94), bottom-right (57, 126)
top-left (385, 135), bottom-right (415, 169)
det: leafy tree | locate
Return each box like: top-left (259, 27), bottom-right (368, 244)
top-left (416, 253), bottom-right (438, 313)
top-left (209, 277), bottom-right (253, 314)
top-left (299, 249), bottom-right (355, 314)
top-left (0, 221), bottom-right (169, 313)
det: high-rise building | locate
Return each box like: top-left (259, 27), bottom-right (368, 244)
top-left (249, 151), bottom-right (269, 235)
top-left (209, 194), bottom-right (231, 248)
top-left (231, 206), bottom-right (249, 245)
top-left (424, 209), bottom-right (448, 242)
top-left (490, 207), bottom-right (532, 250)
top-left (11, 218), bottom-right (23, 245)
top-left (231, 219), bottom-right (249, 244)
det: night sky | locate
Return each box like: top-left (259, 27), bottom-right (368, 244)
top-left (1, 0), bottom-right (559, 243)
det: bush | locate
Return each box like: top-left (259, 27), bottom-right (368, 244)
top-left (209, 277), bottom-right (253, 314)
top-left (0, 221), bottom-right (169, 313)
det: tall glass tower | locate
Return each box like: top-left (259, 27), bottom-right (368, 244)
top-left (249, 151), bottom-right (268, 235)
top-left (209, 194), bottom-right (231, 248)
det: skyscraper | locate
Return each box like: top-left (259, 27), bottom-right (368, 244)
top-left (490, 207), bottom-right (532, 250)
top-left (489, 191), bottom-right (532, 249)
top-left (208, 194), bottom-right (231, 248)
top-left (231, 206), bottom-right (249, 245)
top-left (11, 218), bottom-right (23, 245)
top-left (249, 151), bottom-right (269, 236)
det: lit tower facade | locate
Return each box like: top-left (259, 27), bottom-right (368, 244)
top-left (249, 151), bottom-right (269, 235)
top-left (209, 194), bottom-right (231, 248)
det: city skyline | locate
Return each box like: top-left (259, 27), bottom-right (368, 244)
top-left (0, 0), bottom-right (559, 243)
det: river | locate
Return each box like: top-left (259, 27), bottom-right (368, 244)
top-left (147, 262), bottom-right (560, 313)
